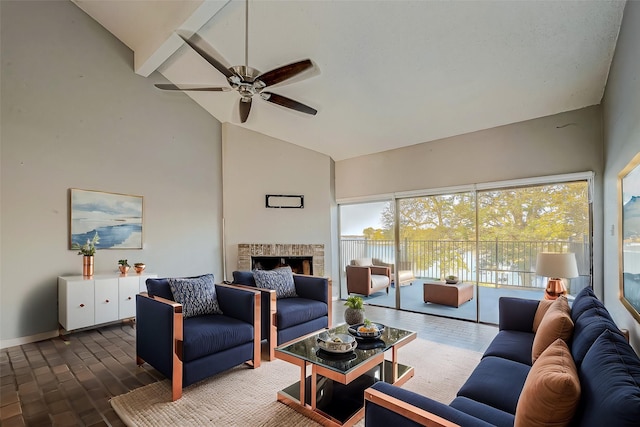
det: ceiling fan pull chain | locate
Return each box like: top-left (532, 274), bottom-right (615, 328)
top-left (245, 0), bottom-right (249, 70)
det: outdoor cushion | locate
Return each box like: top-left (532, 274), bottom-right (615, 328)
top-left (531, 296), bottom-right (573, 362)
top-left (571, 306), bottom-right (624, 366)
top-left (450, 396), bottom-right (515, 427)
top-left (353, 257), bottom-right (373, 266)
top-left (276, 297), bottom-right (328, 330)
top-left (457, 356), bottom-right (530, 414)
top-left (574, 330), bottom-right (640, 427)
top-left (514, 339), bottom-right (580, 427)
top-left (482, 330), bottom-right (534, 366)
top-left (182, 314), bottom-right (254, 362)
top-left (168, 274), bottom-right (223, 318)
top-left (371, 274), bottom-right (390, 288)
top-left (254, 266), bottom-right (298, 298)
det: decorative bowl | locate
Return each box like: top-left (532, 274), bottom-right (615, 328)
top-left (445, 276), bottom-right (459, 284)
top-left (317, 332), bottom-right (357, 353)
top-left (348, 323), bottom-right (385, 340)
top-left (134, 263), bottom-right (146, 274)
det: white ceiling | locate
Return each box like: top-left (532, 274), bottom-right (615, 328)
top-left (72, 0), bottom-right (625, 161)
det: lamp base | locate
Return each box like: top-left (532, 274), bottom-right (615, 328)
top-left (544, 278), bottom-right (567, 300)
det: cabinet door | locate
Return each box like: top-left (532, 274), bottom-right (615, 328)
top-left (118, 277), bottom-right (139, 319)
top-left (60, 278), bottom-right (95, 330)
top-left (94, 278), bottom-right (119, 325)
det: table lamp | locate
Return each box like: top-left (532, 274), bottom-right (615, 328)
top-left (536, 252), bottom-right (579, 300)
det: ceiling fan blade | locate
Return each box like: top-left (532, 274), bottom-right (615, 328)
top-left (257, 59), bottom-right (313, 87)
top-left (261, 92), bottom-right (317, 116)
top-left (177, 32), bottom-right (236, 80)
top-left (239, 98), bottom-right (252, 123)
top-left (155, 84), bottom-right (231, 92)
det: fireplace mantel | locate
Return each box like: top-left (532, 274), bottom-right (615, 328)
top-left (237, 243), bottom-right (324, 276)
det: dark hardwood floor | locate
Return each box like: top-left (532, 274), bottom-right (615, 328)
top-left (0, 304), bottom-right (498, 427)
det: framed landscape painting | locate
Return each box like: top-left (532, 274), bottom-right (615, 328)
top-left (619, 152), bottom-right (640, 322)
top-left (70, 189), bottom-right (143, 250)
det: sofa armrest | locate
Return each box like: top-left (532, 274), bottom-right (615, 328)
top-left (370, 266), bottom-right (391, 277)
top-left (136, 292), bottom-right (183, 401)
top-left (498, 297), bottom-right (539, 332)
top-left (365, 382), bottom-right (493, 427)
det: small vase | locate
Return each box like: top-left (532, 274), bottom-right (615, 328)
top-left (134, 264), bottom-right (145, 274)
top-left (118, 265), bottom-right (130, 275)
top-left (344, 308), bottom-right (365, 325)
top-left (82, 256), bottom-right (94, 277)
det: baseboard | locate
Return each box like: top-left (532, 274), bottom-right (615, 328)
top-left (0, 329), bottom-right (59, 350)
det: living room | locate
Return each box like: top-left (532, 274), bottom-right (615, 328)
top-left (1, 0), bottom-right (639, 425)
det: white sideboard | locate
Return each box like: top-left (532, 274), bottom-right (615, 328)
top-left (58, 273), bottom-right (157, 332)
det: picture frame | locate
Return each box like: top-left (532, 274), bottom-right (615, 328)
top-left (619, 152), bottom-right (640, 323)
top-left (69, 188), bottom-right (143, 250)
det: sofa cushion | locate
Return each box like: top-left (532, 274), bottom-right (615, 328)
top-left (276, 297), bottom-right (328, 330)
top-left (482, 330), bottom-right (535, 366)
top-left (574, 330), bottom-right (640, 427)
top-left (168, 274), bottom-right (223, 318)
top-left (532, 296), bottom-right (573, 363)
top-left (253, 266), bottom-right (298, 298)
top-left (514, 338), bottom-right (580, 427)
top-left (371, 274), bottom-right (390, 289)
top-left (450, 396), bottom-right (515, 427)
top-left (532, 299), bottom-right (553, 332)
top-left (571, 306), bottom-right (624, 366)
top-left (570, 286), bottom-right (606, 322)
top-left (457, 356), bottom-right (530, 415)
top-left (182, 314), bottom-right (254, 362)
top-left (353, 257), bottom-right (373, 266)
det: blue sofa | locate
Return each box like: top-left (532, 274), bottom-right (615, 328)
top-left (136, 276), bottom-right (261, 401)
top-left (365, 287), bottom-right (640, 426)
top-left (232, 271), bottom-right (331, 360)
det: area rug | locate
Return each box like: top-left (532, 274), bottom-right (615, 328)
top-left (111, 339), bottom-right (482, 426)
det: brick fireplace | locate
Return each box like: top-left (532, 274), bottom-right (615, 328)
top-left (237, 243), bottom-right (325, 276)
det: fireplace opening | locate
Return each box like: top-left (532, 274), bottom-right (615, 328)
top-left (251, 256), bottom-right (313, 275)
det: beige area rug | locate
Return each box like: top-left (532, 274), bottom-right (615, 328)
top-left (111, 339), bottom-right (482, 427)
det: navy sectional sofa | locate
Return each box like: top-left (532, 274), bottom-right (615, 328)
top-left (364, 287), bottom-right (640, 427)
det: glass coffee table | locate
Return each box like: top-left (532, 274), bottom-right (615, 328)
top-left (275, 323), bottom-right (416, 426)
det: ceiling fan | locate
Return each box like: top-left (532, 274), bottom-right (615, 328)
top-left (155, 0), bottom-right (318, 123)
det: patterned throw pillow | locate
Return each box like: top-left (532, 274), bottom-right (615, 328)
top-left (253, 266), bottom-right (298, 299)
top-left (168, 274), bottom-right (223, 318)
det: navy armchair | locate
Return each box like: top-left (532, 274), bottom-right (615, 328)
top-left (232, 271), bottom-right (331, 360)
top-left (136, 275), bottom-right (261, 401)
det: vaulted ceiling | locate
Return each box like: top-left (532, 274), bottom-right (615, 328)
top-left (72, 0), bottom-right (626, 161)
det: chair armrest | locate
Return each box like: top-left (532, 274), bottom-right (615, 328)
top-left (370, 266), bottom-right (391, 277)
top-left (498, 297), bottom-right (540, 332)
top-left (365, 382), bottom-right (492, 427)
top-left (136, 292), bottom-right (183, 400)
top-left (293, 274), bottom-right (330, 303)
top-left (216, 284), bottom-right (260, 324)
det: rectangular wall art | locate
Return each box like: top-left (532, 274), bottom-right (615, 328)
top-left (619, 152), bottom-right (640, 322)
top-left (69, 189), bottom-right (143, 250)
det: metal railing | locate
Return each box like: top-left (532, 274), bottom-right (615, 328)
top-left (341, 237), bottom-right (590, 289)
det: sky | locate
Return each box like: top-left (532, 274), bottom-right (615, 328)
top-left (340, 201), bottom-right (390, 235)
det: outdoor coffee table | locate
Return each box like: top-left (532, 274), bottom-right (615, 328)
top-left (275, 323), bottom-right (416, 426)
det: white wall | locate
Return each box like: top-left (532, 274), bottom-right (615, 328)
top-left (0, 1), bottom-right (223, 347)
top-left (222, 124), bottom-right (337, 291)
top-left (602, 0), bottom-right (640, 351)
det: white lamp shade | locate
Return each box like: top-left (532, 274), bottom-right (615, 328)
top-left (536, 252), bottom-right (579, 279)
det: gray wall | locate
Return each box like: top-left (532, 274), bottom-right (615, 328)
top-left (602, 0), bottom-right (640, 350)
top-left (1, 1), bottom-right (223, 347)
top-left (221, 124), bottom-right (338, 291)
top-left (335, 106), bottom-right (605, 298)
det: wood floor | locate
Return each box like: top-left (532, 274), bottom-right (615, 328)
top-left (0, 304), bottom-right (498, 427)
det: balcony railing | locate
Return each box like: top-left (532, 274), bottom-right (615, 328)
top-left (341, 237), bottom-right (590, 290)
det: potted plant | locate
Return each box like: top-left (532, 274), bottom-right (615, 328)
top-left (71, 232), bottom-right (99, 276)
top-left (344, 296), bottom-right (365, 325)
top-left (118, 259), bottom-right (130, 274)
